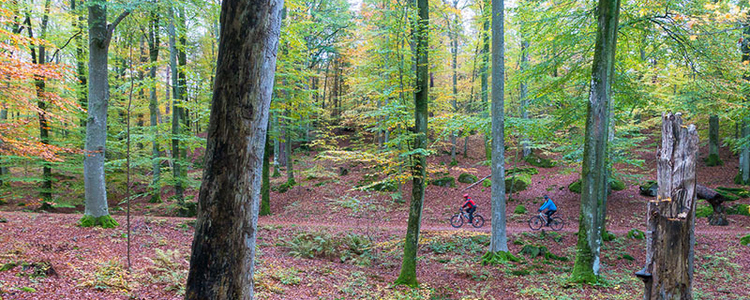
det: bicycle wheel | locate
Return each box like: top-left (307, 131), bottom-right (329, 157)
top-left (528, 216), bottom-right (544, 231)
top-left (549, 217), bottom-right (564, 231)
top-left (450, 214), bottom-right (464, 228)
top-left (471, 214), bottom-right (485, 228)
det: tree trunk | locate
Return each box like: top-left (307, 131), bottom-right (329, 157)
top-left (394, 0), bottom-right (428, 287)
top-left (488, 0), bottom-right (508, 255)
top-left (480, 0), bottom-right (490, 161)
top-left (284, 109), bottom-right (294, 185)
top-left (184, 0), bottom-right (282, 298)
top-left (520, 40), bottom-right (531, 158)
top-left (29, 0), bottom-right (52, 202)
top-left (570, 0), bottom-right (620, 284)
top-left (707, 115), bottom-right (722, 166)
top-left (82, 0), bottom-right (129, 227)
top-left (695, 184), bottom-right (727, 226)
top-left (450, 0), bottom-right (459, 163)
top-left (260, 121), bottom-right (271, 216)
top-left (168, 6), bottom-right (185, 206)
top-left (272, 113), bottom-right (281, 176)
top-left (148, 11), bottom-right (161, 202)
top-left (73, 0), bottom-right (87, 130)
top-left (638, 113), bottom-right (698, 300)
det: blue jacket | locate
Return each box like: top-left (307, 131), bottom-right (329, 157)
top-left (539, 198), bottom-right (557, 211)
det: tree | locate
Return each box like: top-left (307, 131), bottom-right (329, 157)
top-left (706, 115), bottom-right (722, 166)
top-left (147, 10), bottom-right (161, 203)
top-left (570, 0), bottom-right (621, 284)
top-left (394, 0), bottom-right (428, 287)
top-left (81, 1), bottom-right (132, 228)
top-left (184, 0), bottom-right (283, 298)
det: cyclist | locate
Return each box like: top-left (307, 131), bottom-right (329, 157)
top-left (462, 194), bottom-right (477, 223)
top-left (538, 195), bottom-right (557, 226)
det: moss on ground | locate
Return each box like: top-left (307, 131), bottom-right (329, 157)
top-left (78, 214), bottom-right (119, 228)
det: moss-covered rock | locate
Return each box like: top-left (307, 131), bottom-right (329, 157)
top-left (514, 205), bottom-right (527, 215)
top-left (458, 173), bottom-right (478, 184)
top-left (568, 180), bottom-right (582, 194)
top-left (741, 234), bottom-right (750, 246)
top-left (627, 229), bottom-right (645, 240)
top-left (505, 174), bottom-right (531, 193)
top-left (430, 176), bottom-right (456, 188)
top-left (610, 178), bottom-right (626, 191)
top-left (507, 167), bottom-right (539, 176)
top-left (602, 231), bottom-right (616, 242)
top-left (524, 153), bottom-right (556, 168)
top-left (482, 179), bottom-right (491, 187)
top-left (519, 244), bottom-right (547, 258)
top-left (639, 180), bottom-right (658, 197)
top-left (705, 154), bottom-right (723, 167)
top-left (78, 215), bottom-right (119, 228)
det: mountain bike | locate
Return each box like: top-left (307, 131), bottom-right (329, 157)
top-left (450, 209), bottom-right (485, 228)
top-left (528, 212), bottom-right (564, 231)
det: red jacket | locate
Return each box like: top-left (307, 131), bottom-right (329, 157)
top-left (462, 198), bottom-right (476, 209)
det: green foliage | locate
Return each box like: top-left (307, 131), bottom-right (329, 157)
top-left (619, 254), bottom-right (635, 261)
top-left (507, 167), bottom-right (539, 176)
top-left (524, 152), bottom-right (556, 168)
top-left (602, 231), bottom-right (616, 242)
top-left (457, 173), bottom-right (478, 183)
top-left (78, 215), bottom-right (119, 228)
top-left (695, 205), bottom-right (713, 218)
top-left (146, 249), bottom-right (187, 295)
top-left (609, 178), bottom-right (626, 191)
top-left (282, 231), bottom-right (373, 266)
top-left (482, 179), bottom-right (491, 187)
top-left (79, 260), bottom-right (131, 291)
top-left (727, 204), bottom-right (750, 216)
top-left (514, 205), bottom-right (527, 215)
top-left (626, 229), bottom-right (645, 240)
top-left (716, 186), bottom-right (749, 199)
top-left (273, 180), bottom-right (295, 193)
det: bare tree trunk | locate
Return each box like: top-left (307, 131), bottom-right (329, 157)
top-left (637, 113), bottom-right (697, 300)
top-left (148, 11), bottom-right (161, 202)
top-left (449, 0), bottom-right (459, 163)
top-left (168, 5), bottom-right (185, 206)
top-left (707, 115), bottom-right (722, 166)
top-left (184, 0), bottom-right (283, 298)
top-left (285, 109), bottom-right (294, 185)
top-left (520, 40), bottom-right (531, 158)
top-left (480, 0), bottom-right (490, 161)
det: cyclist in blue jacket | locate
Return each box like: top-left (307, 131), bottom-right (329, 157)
top-left (538, 195), bottom-right (557, 226)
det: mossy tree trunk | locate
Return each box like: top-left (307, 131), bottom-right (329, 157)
top-left (394, 0), bottom-right (428, 287)
top-left (260, 121), bottom-right (271, 216)
top-left (639, 113), bottom-right (698, 300)
top-left (707, 115), bottom-right (722, 166)
top-left (570, 0), bottom-right (620, 284)
top-left (184, 0), bottom-right (282, 298)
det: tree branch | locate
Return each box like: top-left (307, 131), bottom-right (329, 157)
top-left (51, 30), bottom-right (83, 60)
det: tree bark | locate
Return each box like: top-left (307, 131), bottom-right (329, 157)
top-left (450, 0), bottom-right (459, 163)
top-left (706, 115), bottom-right (722, 166)
top-left (520, 40), bottom-right (531, 158)
top-left (638, 113), bottom-right (698, 300)
top-left (184, 0), bottom-right (283, 298)
top-left (168, 5), bottom-right (185, 206)
top-left (73, 0), bottom-right (87, 130)
top-left (394, 0), bottom-right (428, 287)
top-left (570, 0), bottom-right (620, 284)
top-left (488, 0), bottom-right (509, 255)
top-left (148, 11), bottom-right (161, 202)
top-left (28, 0), bottom-right (53, 202)
top-left (260, 120), bottom-right (271, 216)
top-left (480, 0), bottom-right (490, 161)
top-left (284, 109), bottom-right (294, 185)
top-left (83, 0), bottom-right (129, 226)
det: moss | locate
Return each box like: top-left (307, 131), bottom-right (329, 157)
top-left (519, 245), bottom-right (547, 258)
top-left (524, 153), bottom-right (557, 168)
top-left (705, 153), bottom-right (723, 167)
top-left (627, 229), bottom-right (645, 240)
top-left (510, 269), bottom-right (531, 276)
top-left (569, 229), bottom-right (600, 285)
top-left (482, 179), bottom-right (491, 187)
top-left (514, 205), bottom-right (527, 215)
top-left (716, 190), bottom-right (740, 201)
top-left (620, 254), bottom-right (635, 261)
top-left (0, 262), bottom-right (18, 272)
top-left (609, 178), bottom-right (626, 191)
top-left (568, 180), bottom-right (582, 194)
top-left (727, 204), bottom-right (750, 216)
top-left (78, 215), bottom-right (119, 228)
top-left (457, 173), bottom-right (478, 184)
top-left (148, 192), bottom-right (162, 204)
top-left (430, 176), bottom-right (456, 188)
top-left (544, 252), bottom-right (569, 262)
top-left (602, 231), bottom-right (616, 242)
top-left (505, 174), bottom-right (531, 193)
top-left (449, 160), bottom-right (458, 166)
top-left (716, 186), bottom-right (749, 199)
top-left (735, 171), bottom-right (750, 185)
top-left (481, 251), bottom-right (520, 265)
top-left (507, 167), bottom-right (539, 176)
top-left (741, 234), bottom-right (750, 246)
top-left (639, 180), bottom-right (658, 197)
top-left (695, 205), bottom-right (712, 218)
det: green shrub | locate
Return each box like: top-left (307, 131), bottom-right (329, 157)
top-left (458, 173), bottom-right (478, 184)
top-left (482, 179), bottom-right (491, 187)
top-left (727, 204), bottom-right (750, 216)
top-left (696, 205), bottom-right (712, 218)
top-left (741, 234), bottom-right (750, 246)
top-left (627, 229), bottom-right (645, 240)
top-left (514, 205), bottom-right (527, 215)
top-left (519, 245), bottom-right (547, 258)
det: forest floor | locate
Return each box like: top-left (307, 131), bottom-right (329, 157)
top-left (1, 134), bottom-right (750, 300)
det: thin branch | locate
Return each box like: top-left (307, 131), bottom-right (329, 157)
top-left (51, 30), bottom-right (83, 59)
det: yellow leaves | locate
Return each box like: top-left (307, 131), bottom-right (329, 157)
top-left (689, 35), bottom-right (697, 41)
top-left (743, 61), bottom-right (749, 66)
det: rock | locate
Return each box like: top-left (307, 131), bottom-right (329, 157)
top-left (639, 180), bottom-right (658, 197)
top-left (610, 178), bottom-right (626, 191)
top-left (507, 167), bottom-right (539, 176)
top-left (505, 174), bottom-right (531, 193)
top-left (458, 173), bottom-right (478, 184)
top-left (430, 176), bottom-right (455, 188)
top-left (524, 153), bottom-right (556, 168)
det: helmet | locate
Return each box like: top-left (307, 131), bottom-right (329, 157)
top-left (463, 193), bottom-right (469, 199)
top-left (543, 195), bottom-right (549, 200)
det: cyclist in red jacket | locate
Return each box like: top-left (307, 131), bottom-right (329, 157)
top-left (462, 194), bottom-right (477, 223)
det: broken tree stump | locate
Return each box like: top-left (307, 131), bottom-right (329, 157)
top-left (638, 113), bottom-right (698, 300)
top-left (696, 184), bottom-right (728, 226)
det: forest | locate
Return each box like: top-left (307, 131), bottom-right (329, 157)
top-left (1, 0), bottom-right (750, 299)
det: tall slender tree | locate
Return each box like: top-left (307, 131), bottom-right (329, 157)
top-left (147, 11), bottom-right (161, 203)
top-left (570, 0), bottom-right (621, 284)
top-left (394, 0), bottom-right (428, 287)
top-left (184, 0), bottom-right (283, 298)
top-left (81, 1), bottom-right (132, 228)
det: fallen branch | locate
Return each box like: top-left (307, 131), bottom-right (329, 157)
top-left (462, 174), bottom-right (492, 191)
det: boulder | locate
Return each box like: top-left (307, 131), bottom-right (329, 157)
top-left (639, 180), bottom-right (658, 197)
top-left (458, 173), bottom-right (478, 184)
top-left (505, 174), bottom-right (531, 193)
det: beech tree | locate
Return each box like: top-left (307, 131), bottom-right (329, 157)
top-left (570, 0), bottom-right (621, 284)
top-left (184, 0), bottom-right (283, 298)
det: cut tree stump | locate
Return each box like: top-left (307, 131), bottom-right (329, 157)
top-left (637, 113), bottom-right (698, 300)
